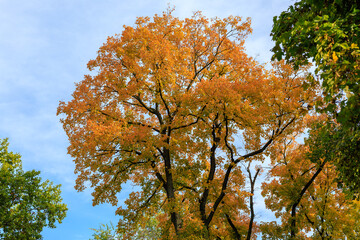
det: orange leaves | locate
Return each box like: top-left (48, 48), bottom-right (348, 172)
top-left (262, 134), bottom-right (359, 238)
top-left (57, 8), bottom-right (322, 238)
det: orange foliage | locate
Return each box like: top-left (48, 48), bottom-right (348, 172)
top-left (58, 9), bottom-right (317, 239)
top-left (262, 130), bottom-right (360, 239)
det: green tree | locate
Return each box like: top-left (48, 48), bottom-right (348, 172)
top-left (0, 138), bottom-right (67, 240)
top-left (90, 217), bottom-right (161, 240)
top-left (271, 0), bottom-right (360, 121)
top-left (90, 222), bottom-right (118, 240)
top-left (271, 0), bottom-right (360, 196)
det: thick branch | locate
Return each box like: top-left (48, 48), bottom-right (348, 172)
top-left (225, 214), bottom-right (241, 240)
top-left (207, 118), bottom-right (297, 226)
top-left (224, 116), bottom-right (236, 162)
top-left (156, 79), bottom-right (172, 120)
top-left (246, 166), bottom-right (260, 240)
top-left (150, 160), bottom-right (167, 189)
top-left (290, 159), bottom-right (327, 238)
top-left (200, 115), bottom-right (221, 224)
top-left (132, 95), bottom-right (164, 125)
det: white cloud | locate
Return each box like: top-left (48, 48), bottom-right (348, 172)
top-left (0, 0), bottom-right (294, 238)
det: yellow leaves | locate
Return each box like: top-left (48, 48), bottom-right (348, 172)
top-left (351, 42), bottom-right (359, 50)
top-left (57, 8), bottom-right (326, 239)
top-left (262, 135), bottom-right (358, 237)
top-left (332, 51), bottom-right (338, 62)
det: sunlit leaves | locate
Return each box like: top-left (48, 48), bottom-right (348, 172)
top-left (271, 0), bottom-right (360, 201)
top-left (58, 8), bottom-right (317, 238)
top-left (261, 124), bottom-right (360, 238)
top-left (271, 0), bottom-right (360, 124)
top-left (0, 138), bottom-right (67, 240)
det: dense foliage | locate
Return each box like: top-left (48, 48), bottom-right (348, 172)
top-left (0, 138), bottom-right (67, 240)
top-left (271, 0), bottom-right (360, 196)
top-left (271, 0), bottom-right (360, 120)
top-left (58, 9), bottom-right (322, 238)
top-left (58, 6), bottom-right (360, 239)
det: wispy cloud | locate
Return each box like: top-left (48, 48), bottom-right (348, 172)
top-left (0, 0), bottom-right (293, 239)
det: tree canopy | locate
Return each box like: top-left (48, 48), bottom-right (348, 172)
top-left (271, 0), bottom-right (360, 197)
top-left (89, 218), bottom-right (161, 240)
top-left (58, 9), bottom-right (322, 238)
top-left (271, 0), bottom-right (360, 123)
top-left (262, 118), bottom-right (360, 238)
top-left (0, 138), bottom-right (67, 240)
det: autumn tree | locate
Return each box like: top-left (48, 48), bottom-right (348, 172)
top-left (0, 138), bottom-right (67, 240)
top-left (271, 0), bottom-right (360, 196)
top-left (261, 120), bottom-right (360, 239)
top-left (58, 9), bottom-right (317, 239)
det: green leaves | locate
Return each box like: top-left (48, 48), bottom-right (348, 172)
top-left (272, 0), bottom-right (360, 115)
top-left (271, 0), bottom-right (360, 197)
top-left (0, 138), bottom-right (67, 240)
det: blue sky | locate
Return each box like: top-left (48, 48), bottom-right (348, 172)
top-left (0, 0), bottom-right (293, 239)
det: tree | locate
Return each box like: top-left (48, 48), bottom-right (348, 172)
top-left (271, 0), bottom-right (360, 197)
top-left (271, 0), bottom-right (360, 122)
top-left (0, 138), bottom-right (67, 240)
top-left (261, 120), bottom-right (360, 239)
top-left (90, 222), bottom-right (119, 240)
top-left (90, 217), bottom-right (161, 240)
top-left (58, 9), bottom-right (317, 238)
